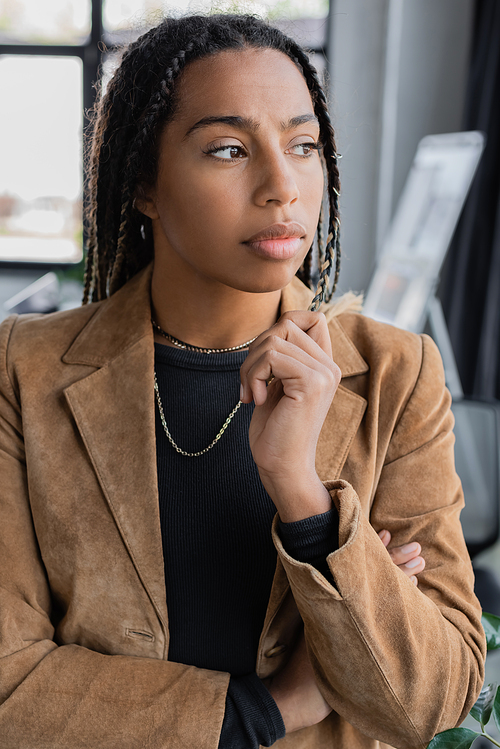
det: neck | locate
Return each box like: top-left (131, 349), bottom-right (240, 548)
top-left (151, 262), bottom-right (281, 350)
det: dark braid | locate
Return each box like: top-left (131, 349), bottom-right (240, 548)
top-left (285, 44), bottom-right (342, 309)
top-left (295, 239), bottom-right (313, 289)
top-left (84, 14), bottom-right (341, 306)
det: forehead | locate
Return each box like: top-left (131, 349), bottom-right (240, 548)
top-left (172, 47), bottom-right (315, 125)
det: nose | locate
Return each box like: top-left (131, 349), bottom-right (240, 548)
top-left (253, 151), bottom-right (299, 207)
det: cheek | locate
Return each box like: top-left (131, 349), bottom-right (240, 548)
top-left (309, 160), bottom-right (325, 211)
top-left (298, 162), bottom-right (325, 238)
top-left (165, 170), bottom-right (243, 240)
top-left (154, 183), bottom-right (227, 255)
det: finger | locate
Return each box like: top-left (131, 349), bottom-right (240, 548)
top-left (243, 348), bottom-right (305, 406)
top-left (280, 310), bottom-right (332, 356)
top-left (398, 556), bottom-right (425, 577)
top-left (251, 311), bottom-right (333, 358)
top-left (240, 316), bottom-right (339, 403)
top-left (243, 319), bottom-right (335, 382)
top-left (243, 343), bottom-right (335, 406)
top-left (241, 336), bottom-right (338, 405)
top-left (387, 542), bottom-right (421, 566)
top-left (378, 529), bottom-right (391, 547)
top-left (410, 575), bottom-right (418, 586)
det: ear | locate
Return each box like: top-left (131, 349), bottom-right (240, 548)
top-left (134, 184), bottom-right (160, 220)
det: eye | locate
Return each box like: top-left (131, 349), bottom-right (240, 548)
top-left (288, 141), bottom-right (322, 157)
top-left (203, 143), bottom-right (247, 161)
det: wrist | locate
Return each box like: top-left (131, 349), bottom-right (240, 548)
top-left (261, 473), bottom-right (331, 523)
top-left (266, 680), bottom-right (298, 734)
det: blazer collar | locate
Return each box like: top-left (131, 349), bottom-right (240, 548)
top-left (281, 277), bottom-right (368, 379)
top-left (63, 264), bottom-right (155, 367)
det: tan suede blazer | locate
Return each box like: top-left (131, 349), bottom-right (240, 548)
top-left (0, 265), bottom-right (485, 749)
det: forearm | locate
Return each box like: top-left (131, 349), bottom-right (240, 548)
top-left (0, 640), bottom-right (229, 748)
top-left (219, 674), bottom-right (285, 749)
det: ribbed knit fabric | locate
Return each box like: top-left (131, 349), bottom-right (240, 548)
top-left (154, 342), bottom-right (338, 747)
top-left (279, 511), bottom-right (339, 584)
top-left (154, 343), bottom-right (277, 676)
top-left (221, 672), bottom-right (285, 748)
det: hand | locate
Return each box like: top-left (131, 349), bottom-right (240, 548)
top-left (240, 311), bottom-right (341, 522)
top-left (265, 632), bottom-right (331, 734)
top-left (378, 530), bottom-right (425, 586)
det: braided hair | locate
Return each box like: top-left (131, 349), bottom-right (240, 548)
top-left (84, 14), bottom-right (341, 306)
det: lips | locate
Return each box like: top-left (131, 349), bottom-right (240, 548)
top-left (244, 222), bottom-right (306, 243)
top-left (243, 222), bottom-right (306, 260)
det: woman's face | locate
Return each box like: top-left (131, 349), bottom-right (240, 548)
top-left (140, 46), bottom-right (324, 295)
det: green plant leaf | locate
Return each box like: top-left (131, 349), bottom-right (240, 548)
top-left (493, 683), bottom-right (500, 733)
top-left (470, 683), bottom-right (497, 726)
top-left (427, 727), bottom-right (480, 749)
top-left (482, 613), bottom-right (500, 651)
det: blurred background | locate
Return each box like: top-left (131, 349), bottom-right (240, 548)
top-left (1, 0), bottom-right (499, 401)
top-left (1, 0), bottom-right (500, 730)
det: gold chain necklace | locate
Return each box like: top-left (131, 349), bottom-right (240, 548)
top-left (152, 320), bottom-right (259, 456)
top-left (152, 319), bottom-right (258, 353)
top-left (154, 371), bottom-right (243, 457)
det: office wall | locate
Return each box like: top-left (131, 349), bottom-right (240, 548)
top-left (328, 0), bottom-right (473, 295)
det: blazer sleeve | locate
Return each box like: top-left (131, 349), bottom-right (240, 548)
top-left (272, 333), bottom-right (486, 749)
top-left (0, 315), bottom-right (230, 748)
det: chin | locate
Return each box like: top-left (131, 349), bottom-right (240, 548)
top-left (228, 272), bottom-right (300, 296)
top-left (224, 260), bottom-right (305, 296)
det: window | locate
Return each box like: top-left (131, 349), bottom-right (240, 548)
top-left (0, 55), bottom-right (83, 264)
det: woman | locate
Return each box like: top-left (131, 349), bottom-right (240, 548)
top-left (0, 13), bottom-right (484, 749)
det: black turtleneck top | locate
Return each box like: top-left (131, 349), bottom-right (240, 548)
top-left (154, 342), bottom-right (338, 748)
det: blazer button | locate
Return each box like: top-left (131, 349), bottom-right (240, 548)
top-left (265, 643), bottom-right (288, 658)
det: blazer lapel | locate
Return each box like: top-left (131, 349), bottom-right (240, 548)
top-left (316, 316), bottom-right (368, 480)
top-left (63, 265), bottom-right (168, 628)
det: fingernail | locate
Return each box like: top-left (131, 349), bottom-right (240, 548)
top-left (410, 575), bottom-right (418, 585)
top-left (378, 530), bottom-right (388, 539)
top-left (240, 384), bottom-right (244, 401)
top-left (405, 557), bottom-right (421, 569)
top-left (401, 543), bottom-right (419, 555)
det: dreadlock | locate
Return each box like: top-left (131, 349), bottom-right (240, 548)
top-left (83, 14), bottom-right (341, 307)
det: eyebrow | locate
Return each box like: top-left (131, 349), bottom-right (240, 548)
top-left (184, 113), bottom-right (319, 138)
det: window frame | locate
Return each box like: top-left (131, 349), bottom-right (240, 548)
top-left (0, 0), bottom-right (101, 269)
top-left (0, 0), bottom-right (330, 270)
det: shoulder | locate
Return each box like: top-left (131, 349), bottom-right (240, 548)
top-left (329, 312), bottom-right (448, 439)
top-left (334, 311), bottom-right (423, 367)
top-left (0, 264), bottom-right (153, 399)
top-left (1, 302), bottom-right (102, 358)
top-left (331, 311), bottom-right (443, 385)
top-left (0, 303), bottom-right (104, 391)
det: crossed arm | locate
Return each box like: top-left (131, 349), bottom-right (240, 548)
top-left (264, 529), bottom-right (426, 735)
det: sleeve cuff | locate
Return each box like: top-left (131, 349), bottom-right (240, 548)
top-left (278, 508), bottom-right (339, 563)
top-left (272, 480), bottom-right (362, 593)
top-left (218, 673), bottom-right (285, 748)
